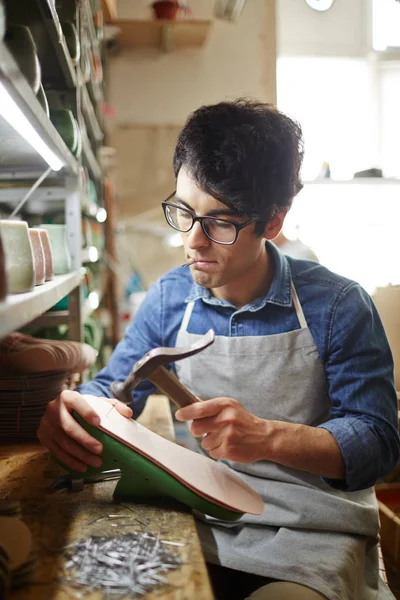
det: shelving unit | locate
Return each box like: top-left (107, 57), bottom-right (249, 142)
top-left (37, 0), bottom-right (77, 89)
top-left (0, 0), bottom-right (116, 357)
top-left (113, 19), bottom-right (212, 52)
top-left (303, 178), bottom-right (400, 185)
top-left (0, 273), bottom-right (80, 337)
top-left (81, 85), bottom-right (103, 143)
top-left (0, 42), bottom-right (77, 175)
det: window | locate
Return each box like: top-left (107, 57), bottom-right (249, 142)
top-left (373, 0), bottom-right (400, 51)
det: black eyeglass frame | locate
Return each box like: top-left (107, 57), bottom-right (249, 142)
top-left (161, 193), bottom-right (258, 246)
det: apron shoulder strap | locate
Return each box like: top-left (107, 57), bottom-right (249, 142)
top-left (291, 284), bottom-right (308, 329)
top-left (180, 300), bottom-right (195, 333)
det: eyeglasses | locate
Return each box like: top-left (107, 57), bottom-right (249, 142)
top-left (161, 194), bottom-right (257, 245)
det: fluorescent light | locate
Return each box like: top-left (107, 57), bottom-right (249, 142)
top-left (0, 82), bottom-right (64, 171)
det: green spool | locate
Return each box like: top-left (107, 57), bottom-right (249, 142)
top-left (50, 108), bottom-right (78, 153)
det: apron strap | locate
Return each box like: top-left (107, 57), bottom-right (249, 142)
top-left (291, 283), bottom-right (308, 329)
top-left (180, 301), bottom-right (195, 333)
top-left (180, 288), bottom-right (307, 332)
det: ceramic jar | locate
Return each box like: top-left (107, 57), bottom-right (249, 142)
top-left (36, 229), bottom-right (54, 281)
top-left (28, 229), bottom-right (46, 285)
top-left (0, 220), bottom-right (35, 294)
top-left (39, 224), bottom-right (71, 275)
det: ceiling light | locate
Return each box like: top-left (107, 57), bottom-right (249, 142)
top-left (96, 208), bottom-right (107, 223)
top-left (305, 0), bottom-right (336, 11)
top-left (0, 82), bottom-right (64, 171)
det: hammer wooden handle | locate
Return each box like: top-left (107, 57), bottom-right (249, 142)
top-left (148, 366), bottom-right (200, 409)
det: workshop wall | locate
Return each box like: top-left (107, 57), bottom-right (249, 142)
top-left (278, 0), bottom-right (369, 57)
top-left (109, 0), bottom-right (276, 285)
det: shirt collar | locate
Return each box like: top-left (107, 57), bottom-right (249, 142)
top-left (185, 240), bottom-right (293, 311)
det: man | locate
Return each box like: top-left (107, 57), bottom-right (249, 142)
top-left (38, 99), bottom-right (400, 600)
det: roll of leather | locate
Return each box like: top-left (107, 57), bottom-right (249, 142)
top-left (50, 108), bottom-right (78, 153)
top-left (4, 24), bottom-right (41, 94)
top-left (61, 21), bottom-right (80, 65)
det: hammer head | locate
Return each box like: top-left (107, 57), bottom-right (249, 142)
top-left (110, 329), bottom-right (215, 404)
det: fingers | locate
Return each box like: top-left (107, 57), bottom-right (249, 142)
top-left (106, 398), bottom-right (133, 419)
top-left (176, 397), bottom-right (231, 422)
top-left (37, 391), bottom-right (104, 469)
top-left (45, 437), bottom-right (100, 473)
top-left (190, 416), bottom-right (215, 437)
top-left (200, 432), bottom-right (220, 452)
top-left (62, 390), bottom-right (101, 427)
top-left (57, 401), bottom-right (103, 454)
top-left (189, 404), bottom-right (239, 437)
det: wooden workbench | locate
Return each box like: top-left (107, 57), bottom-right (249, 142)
top-left (0, 395), bottom-right (214, 599)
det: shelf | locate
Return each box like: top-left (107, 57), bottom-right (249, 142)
top-left (82, 0), bottom-right (101, 52)
top-left (0, 43), bottom-right (78, 176)
top-left (25, 309), bottom-right (70, 329)
top-left (302, 178), bottom-right (400, 185)
top-left (102, 0), bottom-right (117, 23)
top-left (81, 128), bottom-right (103, 181)
top-left (113, 19), bottom-right (212, 52)
top-left (0, 272), bottom-right (80, 337)
top-left (0, 184), bottom-right (67, 215)
top-left (38, 0), bottom-right (77, 88)
top-left (81, 85), bottom-right (104, 143)
top-left (4, 0), bottom-right (77, 90)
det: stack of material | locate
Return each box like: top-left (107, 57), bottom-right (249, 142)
top-left (0, 333), bottom-right (97, 441)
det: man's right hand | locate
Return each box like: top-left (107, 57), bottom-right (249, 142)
top-left (37, 390), bottom-right (132, 472)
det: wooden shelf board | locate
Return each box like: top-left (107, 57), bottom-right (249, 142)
top-left (25, 309), bottom-right (70, 329)
top-left (113, 19), bottom-right (212, 51)
top-left (102, 0), bottom-right (117, 23)
top-left (0, 272), bottom-right (80, 337)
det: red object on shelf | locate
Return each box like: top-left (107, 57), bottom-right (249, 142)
top-left (152, 1), bottom-right (180, 20)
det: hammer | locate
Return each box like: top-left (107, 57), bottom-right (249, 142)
top-left (110, 329), bottom-right (215, 409)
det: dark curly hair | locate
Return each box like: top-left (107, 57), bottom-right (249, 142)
top-left (173, 98), bottom-right (304, 236)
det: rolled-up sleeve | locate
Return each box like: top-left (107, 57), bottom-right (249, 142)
top-left (318, 283), bottom-right (400, 491)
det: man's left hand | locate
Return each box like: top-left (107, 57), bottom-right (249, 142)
top-left (175, 397), bottom-right (270, 463)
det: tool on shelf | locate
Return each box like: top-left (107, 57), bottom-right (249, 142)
top-left (110, 329), bottom-right (215, 408)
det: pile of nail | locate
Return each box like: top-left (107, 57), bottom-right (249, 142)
top-left (63, 532), bottom-right (183, 597)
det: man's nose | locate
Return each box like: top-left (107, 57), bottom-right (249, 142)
top-left (187, 221), bottom-right (209, 249)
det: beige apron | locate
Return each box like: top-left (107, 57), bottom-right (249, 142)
top-left (175, 284), bottom-right (393, 600)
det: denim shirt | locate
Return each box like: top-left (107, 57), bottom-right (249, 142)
top-left (79, 241), bottom-right (400, 492)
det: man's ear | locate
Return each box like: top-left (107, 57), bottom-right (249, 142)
top-left (263, 208), bottom-right (288, 240)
